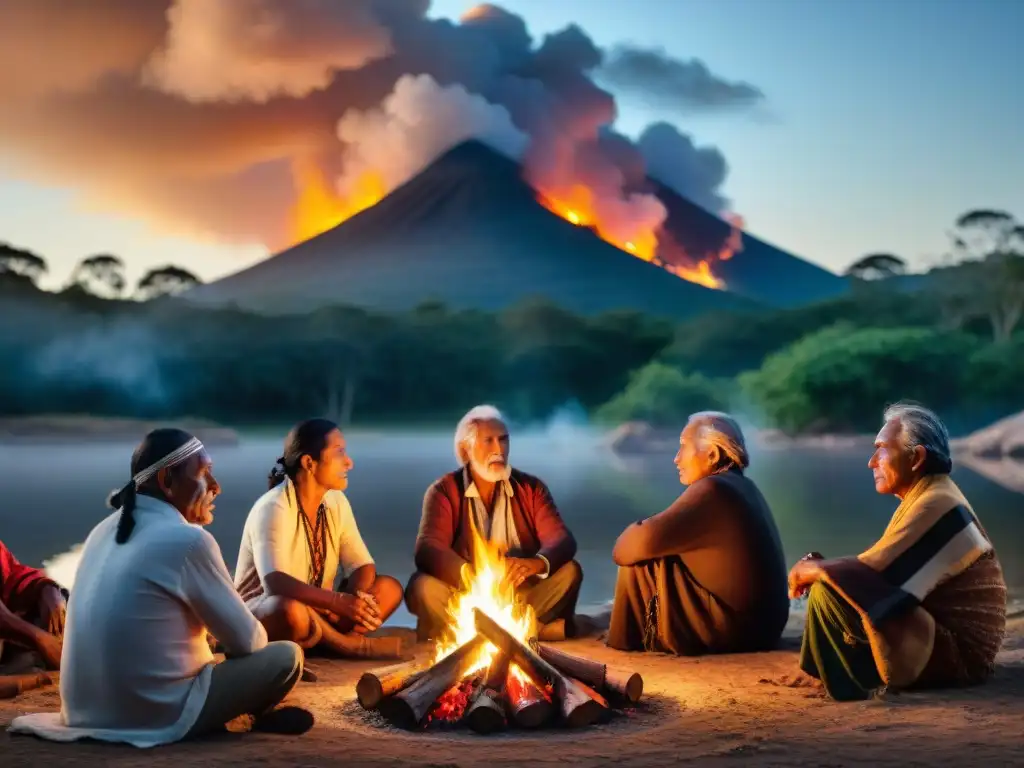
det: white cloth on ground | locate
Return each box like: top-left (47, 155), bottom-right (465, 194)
top-left (234, 477), bottom-right (374, 611)
top-left (9, 495), bottom-right (267, 748)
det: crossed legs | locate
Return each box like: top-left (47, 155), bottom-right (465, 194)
top-left (252, 574), bottom-right (406, 659)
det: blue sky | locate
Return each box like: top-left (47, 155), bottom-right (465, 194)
top-left (1, 0), bottom-right (1020, 290)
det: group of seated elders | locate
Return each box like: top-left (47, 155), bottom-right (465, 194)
top-left (5, 400), bottom-right (1008, 749)
top-left (0, 539), bottom-right (66, 699)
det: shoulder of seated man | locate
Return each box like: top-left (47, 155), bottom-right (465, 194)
top-left (685, 474), bottom-right (739, 505)
top-left (509, 467), bottom-right (547, 491)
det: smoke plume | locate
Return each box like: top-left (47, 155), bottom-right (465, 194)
top-left (336, 74), bottom-right (530, 196)
top-left (0, 0), bottom-right (764, 254)
top-left (599, 44), bottom-right (765, 113)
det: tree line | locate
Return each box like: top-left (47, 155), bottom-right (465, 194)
top-left (0, 208), bottom-right (1021, 435)
top-left (0, 245), bottom-right (201, 301)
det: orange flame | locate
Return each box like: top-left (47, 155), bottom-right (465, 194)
top-left (538, 188), bottom-right (745, 291)
top-left (432, 516), bottom-right (535, 685)
top-left (288, 158), bottom-right (386, 245)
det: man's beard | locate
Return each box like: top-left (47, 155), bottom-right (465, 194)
top-left (471, 455), bottom-right (511, 484)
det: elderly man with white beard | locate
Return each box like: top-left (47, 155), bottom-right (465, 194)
top-left (405, 405), bottom-right (583, 643)
top-left (10, 428), bottom-right (308, 747)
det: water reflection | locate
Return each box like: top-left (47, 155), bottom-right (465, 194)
top-left (3, 432), bottom-right (1022, 616)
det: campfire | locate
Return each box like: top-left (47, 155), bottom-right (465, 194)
top-left (356, 529), bottom-right (643, 733)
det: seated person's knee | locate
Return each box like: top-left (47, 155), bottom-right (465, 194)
top-left (563, 559), bottom-right (583, 586)
top-left (374, 574), bottom-right (404, 613)
top-left (260, 597), bottom-right (313, 642)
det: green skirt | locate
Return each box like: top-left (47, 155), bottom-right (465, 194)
top-left (799, 581), bottom-right (883, 701)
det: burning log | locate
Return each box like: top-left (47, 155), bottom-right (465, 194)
top-left (463, 651), bottom-right (509, 734)
top-left (378, 636), bottom-right (487, 730)
top-left (473, 609), bottom-right (606, 728)
top-left (356, 659), bottom-right (430, 710)
top-left (505, 673), bottom-right (555, 728)
top-left (535, 643), bottom-right (644, 704)
top-left (464, 685), bottom-right (507, 734)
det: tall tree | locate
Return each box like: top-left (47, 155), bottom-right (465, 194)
top-left (67, 253), bottom-right (126, 298)
top-left (947, 209), bottom-right (1024, 341)
top-left (844, 252), bottom-right (906, 281)
top-left (135, 265), bottom-right (201, 301)
top-left (0, 243), bottom-right (47, 286)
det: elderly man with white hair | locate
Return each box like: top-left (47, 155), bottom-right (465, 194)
top-left (607, 411), bottom-right (790, 656)
top-left (789, 402), bottom-right (1006, 701)
top-left (405, 405), bottom-right (583, 642)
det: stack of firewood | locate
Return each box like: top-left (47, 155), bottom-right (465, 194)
top-left (356, 608), bottom-right (643, 733)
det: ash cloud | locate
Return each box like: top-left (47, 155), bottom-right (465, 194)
top-left (0, 0), bottom-right (764, 254)
top-left (145, 0), bottom-right (395, 103)
top-left (336, 74), bottom-right (530, 196)
top-left (599, 44), bottom-right (765, 113)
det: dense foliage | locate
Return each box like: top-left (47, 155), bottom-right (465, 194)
top-left (1, 208), bottom-right (1021, 435)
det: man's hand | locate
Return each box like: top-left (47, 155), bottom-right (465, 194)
top-left (788, 557), bottom-right (823, 599)
top-left (332, 591), bottom-right (381, 632)
top-left (504, 557), bottom-right (546, 589)
top-left (37, 585), bottom-right (67, 637)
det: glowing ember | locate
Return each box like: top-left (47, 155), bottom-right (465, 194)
top-left (432, 519), bottom-right (536, 685)
top-left (288, 158), bottom-right (386, 245)
top-left (426, 679), bottom-right (476, 724)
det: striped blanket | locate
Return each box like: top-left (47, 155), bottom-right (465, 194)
top-left (820, 474), bottom-right (1007, 688)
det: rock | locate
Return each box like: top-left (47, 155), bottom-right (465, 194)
top-left (952, 411), bottom-right (1024, 459)
top-left (603, 421), bottom-right (677, 455)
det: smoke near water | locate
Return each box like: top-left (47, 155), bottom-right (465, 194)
top-left (0, 0), bottom-right (764, 255)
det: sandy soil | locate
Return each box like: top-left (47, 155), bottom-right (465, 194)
top-left (3, 613), bottom-right (1023, 767)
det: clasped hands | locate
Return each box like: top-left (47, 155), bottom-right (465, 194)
top-left (787, 551), bottom-right (825, 599)
top-left (330, 590), bottom-right (382, 632)
top-left (503, 556), bottom-right (546, 589)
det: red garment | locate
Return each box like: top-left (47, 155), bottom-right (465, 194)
top-left (0, 540), bottom-right (56, 616)
top-left (414, 468), bottom-right (577, 588)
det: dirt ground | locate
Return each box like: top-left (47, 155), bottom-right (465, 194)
top-left (3, 615), bottom-right (1023, 767)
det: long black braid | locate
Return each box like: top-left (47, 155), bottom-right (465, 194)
top-left (108, 428), bottom-right (197, 545)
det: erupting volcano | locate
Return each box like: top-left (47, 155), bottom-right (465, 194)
top-left (285, 136), bottom-right (744, 292)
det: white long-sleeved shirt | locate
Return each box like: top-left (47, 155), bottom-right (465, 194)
top-left (9, 495), bottom-right (266, 748)
top-left (234, 477), bottom-right (374, 606)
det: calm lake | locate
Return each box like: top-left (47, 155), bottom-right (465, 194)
top-left (3, 428), bottom-right (1024, 626)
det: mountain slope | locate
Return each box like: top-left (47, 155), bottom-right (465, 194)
top-left (187, 141), bottom-right (758, 320)
top-left (653, 180), bottom-right (849, 307)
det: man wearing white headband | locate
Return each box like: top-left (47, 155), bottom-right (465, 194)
top-left (11, 428), bottom-right (310, 747)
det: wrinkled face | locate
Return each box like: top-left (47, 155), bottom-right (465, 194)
top-left (159, 449), bottom-right (220, 526)
top-left (305, 429), bottom-right (354, 492)
top-left (467, 419), bottom-right (510, 483)
top-left (674, 423), bottom-right (714, 486)
top-left (868, 419), bottom-right (924, 497)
